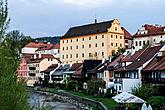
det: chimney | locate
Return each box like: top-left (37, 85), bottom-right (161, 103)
top-left (39, 54), bottom-right (41, 58)
top-left (34, 54), bottom-right (36, 59)
top-left (95, 19), bottom-right (97, 24)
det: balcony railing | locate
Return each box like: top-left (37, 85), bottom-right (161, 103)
top-left (142, 78), bottom-right (165, 84)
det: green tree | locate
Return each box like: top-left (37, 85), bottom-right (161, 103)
top-left (132, 84), bottom-right (159, 101)
top-left (1, 30), bottom-right (32, 54)
top-left (148, 96), bottom-right (165, 110)
top-left (0, 0), bottom-right (10, 41)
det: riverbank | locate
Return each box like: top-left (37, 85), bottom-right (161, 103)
top-left (28, 87), bottom-right (117, 110)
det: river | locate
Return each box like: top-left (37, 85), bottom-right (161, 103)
top-left (29, 92), bottom-right (79, 110)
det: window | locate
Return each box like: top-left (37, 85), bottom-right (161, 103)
top-left (120, 43), bottom-right (122, 47)
top-left (116, 43), bottom-right (118, 47)
top-left (125, 40), bottom-right (128, 43)
top-left (95, 52), bottom-right (97, 57)
top-left (115, 27), bottom-right (118, 31)
top-left (82, 53), bottom-right (84, 57)
top-left (95, 43), bottom-right (97, 47)
top-left (48, 58), bottom-right (50, 61)
top-left (111, 43), bottom-right (113, 46)
top-left (76, 54), bottom-right (78, 58)
top-left (66, 47), bottom-right (68, 50)
top-left (70, 46), bottom-right (72, 50)
top-left (102, 35), bottom-right (104, 38)
top-left (147, 40), bottom-right (150, 45)
top-left (111, 35), bottom-right (113, 38)
top-left (95, 36), bottom-right (97, 39)
top-left (102, 52), bottom-right (104, 56)
top-left (76, 38), bottom-right (78, 42)
top-left (62, 40), bottom-right (64, 43)
top-left (136, 41), bottom-right (138, 46)
top-left (153, 39), bottom-right (155, 42)
top-left (62, 55), bottom-right (64, 59)
top-left (63, 47), bottom-right (64, 50)
top-left (71, 39), bottom-right (72, 42)
top-left (120, 36), bottom-right (122, 39)
top-left (82, 38), bottom-right (84, 41)
top-left (89, 44), bottom-right (91, 48)
top-left (66, 55), bottom-right (68, 58)
top-left (76, 45), bottom-right (78, 49)
top-left (67, 40), bottom-right (68, 43)
top-left (89, 53), bottom-right (92, 57)
top-left (51, 59), bottom-right (53, 61)
top-left (70, 54), bottom-right (72, 58)
top-left (139, 41), bottom-right (141, 46)
top-left (116, 35), bottom-right (117, 38)
top-left (82, 45), bottom-right (84, 48)
top-left (102, 43), bottom-right (104, 47)
top-left (89, 37), bottom-right (91, 40)
top-left (143, 41), bottom-right (145, 45)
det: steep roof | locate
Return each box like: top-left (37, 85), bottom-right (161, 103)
top-left (115, 45), bottom-right (162, 71)
top-left (41, 64), bottom-right (58, 73)
top-left (133, 24), bottom-right (165, 38)
top-left (28, 54), bottom-right (59, 63)
top-left (143, 54), bottom-right (165, 71)
top-left (62, 20), bottom-right (114, 39)
top-left (121, 27), bottom-right (132, 40)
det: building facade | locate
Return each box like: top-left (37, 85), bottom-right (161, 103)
top-left (133, 24), bottom-right (165, 51)
top-left (60, 19), bottom-right (126, 64)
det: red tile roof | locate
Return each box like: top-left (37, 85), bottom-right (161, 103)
top-left (25, 42), bottom-right (60, 51)
top-left (28, 54), bottom-right (60, 63)
top-left (121, 27), bottom-right (132, 40)
top-left (133, 24), bottom-right (165, 38)
top-left (115, 45), bottom-right (162, 71)
top-left (143, 53), bottom-right (165, 71)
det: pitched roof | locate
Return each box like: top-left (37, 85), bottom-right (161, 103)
top-left (25, 42), bottom-right (60, 50)
top-left (133, 24), bottom-right (165, 38)
top-left (143, 54), bottom-right (165, 71)
top-left (28, 54), bottom-right (59, 63)
top-left (62, 20), bottom-right (114, 39)
top-left (41, 64), bottom-right (58, 73)
top-left (121, 27), bottom-right (132, 40)
top-left (115, 45), bottom-right (162, 71)
top-left (69, 63), bottom-right (82, 71)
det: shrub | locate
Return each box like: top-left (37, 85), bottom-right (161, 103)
top-left (148, 96), bottom-right (165, 110)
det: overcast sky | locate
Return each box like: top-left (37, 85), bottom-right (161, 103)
top-left (9, 0), bottom-right (165, 37)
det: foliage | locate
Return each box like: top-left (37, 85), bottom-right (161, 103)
top-left (142, 43), bottom-right (151, 49)
top-left (1, 30), bottom-right (32, 54)
top-left (0, 0), bottom-right (10, 40)
top-left (148, 96), bottom-right (165, 110)
top-left (66, 80), bottom-right (77, 91)
top-left (33, 36), bottom-right (60, 44)
top-left (132, 84), bottom-right (159, 101)
top-left (0, 47), bottom-right (30, 110)
top-left (86, 78), bottom-right (105, 95)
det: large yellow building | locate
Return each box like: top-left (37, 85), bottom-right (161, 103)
top-left (60, 19), bottom-right (125, 64)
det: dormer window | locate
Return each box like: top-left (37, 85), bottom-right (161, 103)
top-left (115, 27), bottom-right (118, 31)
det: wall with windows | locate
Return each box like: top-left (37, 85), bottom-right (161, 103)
top-left (60, 19), bottom-right (125, 64)
top-left (133, 35), bottom-right (165, 51)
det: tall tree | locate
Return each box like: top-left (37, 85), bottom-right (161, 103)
top-left (0, 0), bottom-right (10, 41)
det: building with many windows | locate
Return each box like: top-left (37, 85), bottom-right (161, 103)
top-left (60, 19), bottom-right (128, 64)
top-left (133, 24), bottom-right (165, 51)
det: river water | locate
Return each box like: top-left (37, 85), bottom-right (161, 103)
top-left (29, 92), bottom-right (79, 110)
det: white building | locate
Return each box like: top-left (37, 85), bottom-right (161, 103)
top-left (113, 45), bottom-right (162, 93)
top-left (133, 24), bottom-right (165, 51)
top-left (22, 42), bottom-right (60, 58)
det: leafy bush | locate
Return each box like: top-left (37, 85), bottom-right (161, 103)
top-left (132, 84), bottom-right (159, 100)
top-left (148, 96), bottom-right (165, 110)
top-left (87, 78), bottom-right (105, 95)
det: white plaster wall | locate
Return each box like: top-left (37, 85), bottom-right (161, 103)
top-left (22, 47), bottom-right (38, 54)
top-left (122, 78), bottom-right (141, 92)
